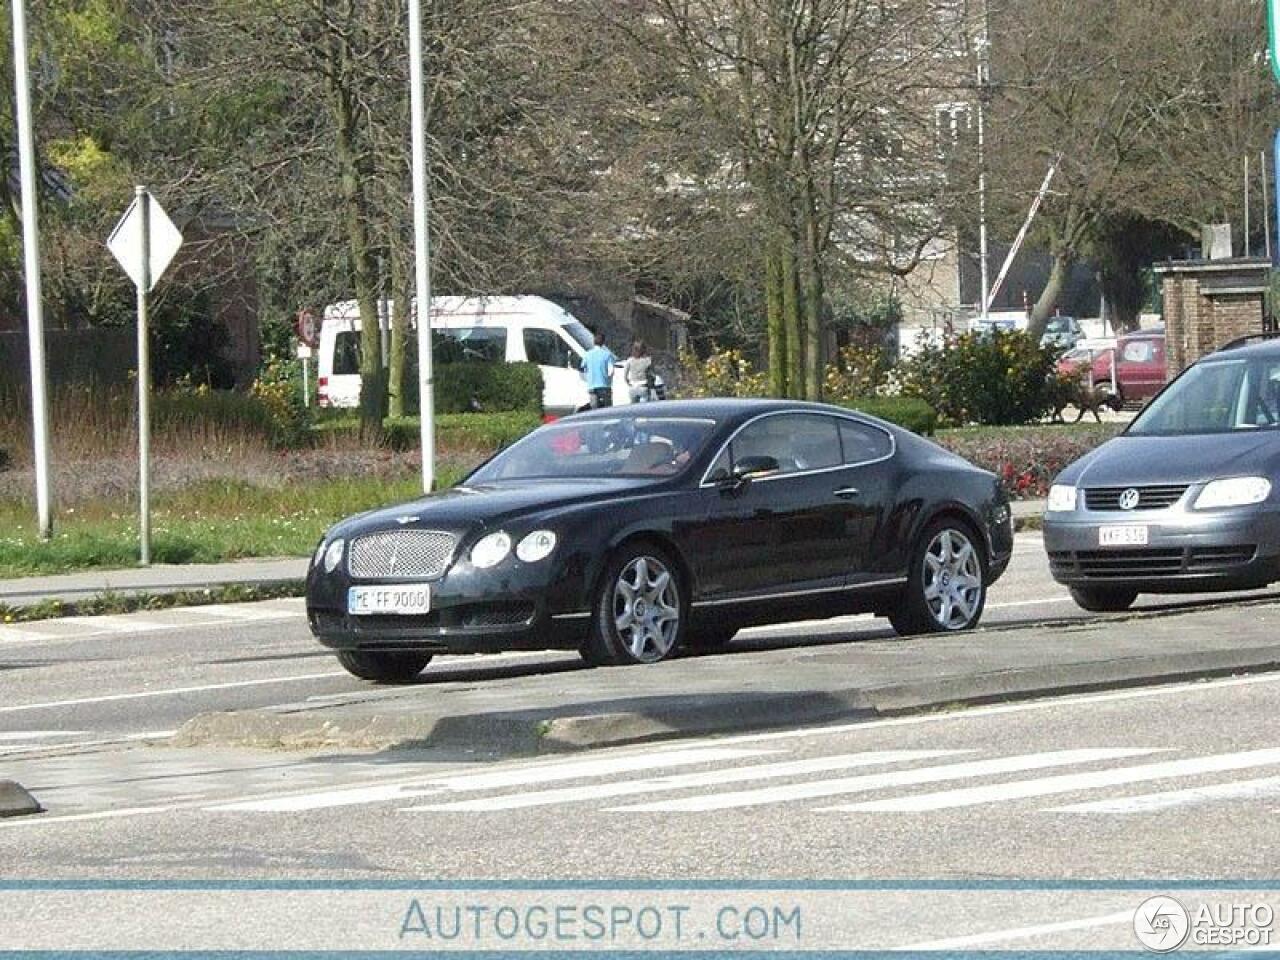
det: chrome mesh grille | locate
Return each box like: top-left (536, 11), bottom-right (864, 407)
top-left (348, 530), bottom-right (456, 579)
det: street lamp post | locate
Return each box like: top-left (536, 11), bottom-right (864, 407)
top-left (11, 0), bottom-right (53, 539)
top-left (408, 0), bottom-right (435, 494)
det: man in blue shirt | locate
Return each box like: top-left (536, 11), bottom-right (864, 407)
top-left (582, 331), bottom-right (618, 408)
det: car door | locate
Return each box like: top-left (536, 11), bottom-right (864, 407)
top-left (521, 326), bottom-right (587, 415)
top-left (682, 412), bottom-right (864, 600)
top-left (1117, 337), bottom-right (1162, 402)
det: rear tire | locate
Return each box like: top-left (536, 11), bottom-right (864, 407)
top-left (587, 543), bottom-right (686, 665)
top-left (336, 649), bottom-right (432, 684)
top-left (1069, 586), bottom-right (1138, 612)
top-left (889, 518), bottom-right (987, 636)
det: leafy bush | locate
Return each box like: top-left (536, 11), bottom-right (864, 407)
top-left (312, 411), bottom-right (541, 453)
top-left (249, 359), bottom-right (312, 448)
top-left (937, 423), bottom-right (1122, 499)
top-left (823, 344), bottom-right (893, 400)
top-left (834, 397), bottom-right (938, 436)
top-left (898, 330), bottom-right (1058, 426)
top-left (432, 362), bottom-right (543, 414)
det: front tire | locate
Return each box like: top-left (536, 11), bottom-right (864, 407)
top-left (336, 649), bottom-right (433, 684)
top-left (1070, 586), bottom-right (1138, 612)
top-left (889, 519), bottom-right (987, 636)
top-left (587, 544), bottom-right (686, 665)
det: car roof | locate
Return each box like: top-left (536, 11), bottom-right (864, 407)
top-left (559, 397), bottom-right (897, 427)
top-left (1208, 335), bottom-right (1280, 360)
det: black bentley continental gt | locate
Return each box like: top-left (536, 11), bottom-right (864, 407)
top-left (307, 399), bottom-right (1013, 682)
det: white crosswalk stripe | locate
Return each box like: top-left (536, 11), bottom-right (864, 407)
top-left (403, 750), bottom-right (965, 813)
top-left (607, 748), bottom-right (1159, 813)
top-left (207, 746), bottom-right (778, 812)
top-left (827, 747), bottom-right (1280, 812)
top-left (1047, 774), bottom-right (1280, 814)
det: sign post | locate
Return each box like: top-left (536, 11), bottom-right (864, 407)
top-left (408, 0), bottom-right (435, 493)
top-left (295, 310), bottom-right (319, 407)
top-left (108, 188), bottom-right (183, 566)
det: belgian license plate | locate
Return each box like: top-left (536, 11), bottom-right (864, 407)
top-left (1099, 525), bottom-right (1149, 547)
top-left (348, 584), bottom-right (431, 616)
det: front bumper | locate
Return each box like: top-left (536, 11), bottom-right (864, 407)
top-left (1043, 506), bottom-right (1280, 592)
top-left (305, 554), bottom-right (594, 654)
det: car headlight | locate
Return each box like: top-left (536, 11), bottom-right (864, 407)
top-left (312, 538), bottom-right (327, 568)
top-left (323, 538), bottom-right (346, 573)
top-left (470, 531), bottom-right (512, 569)
top-left (1194, 477), bottom-right (1272, 510)
top-left (1046, 484), bottom-right (1078, 512)
top-left (516, 530), bottom-right (557, 563)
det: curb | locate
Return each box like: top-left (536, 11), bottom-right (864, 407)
top-left (172, 643), bottom-right (1280, 756)
top-left (0, 780), bottom-right (42, 818)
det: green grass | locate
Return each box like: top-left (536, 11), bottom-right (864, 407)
top-left (937, 421), bottom-right (1124, 441)
top-left (0, 468), bottom-right (469, 579)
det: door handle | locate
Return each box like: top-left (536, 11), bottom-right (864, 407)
top-left (833, 486), bottom-right (861, 499)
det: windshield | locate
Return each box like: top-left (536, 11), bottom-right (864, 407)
top-left (563, 321), bottom-right (595, 352)
top-left (1046, 317), bottom-right (1073, 334)
top-left (470, 417), bottom-right (718, 481)
top-left (1129, 357), bottom-right (1280, 435)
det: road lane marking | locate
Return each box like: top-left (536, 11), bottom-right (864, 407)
top-left (829, 748), bottom-right (1280, 812)
top-left (207, 746), bottom-right (778, 812)
top-left (1047, 774), bottom-right (1280, 814)
top-left (405, 750), bottom-right (967, 813)
top-left (902, 910), bottom-right (1133, 950)
top-left (0, 673), bottom-right (349, 713)
top-left (608, 749), bottom-right (1158, 813)
top-left (0, 731), bottom-right (87, 741)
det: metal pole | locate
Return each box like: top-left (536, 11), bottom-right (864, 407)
top-left (975, 18), bottom-right (991, 320)
top-left (136, 186), bottom-right (152, 566)
top-left (1245, 155), bottom-right (1251, 258)
top-left (12, 0), bottom-right (52, 540)
top-left (987, 156), bottom-right (1061, 312)
top-left (1263, 149), bottom-right (1272, 262)
top-left (408, 0), bottom-right (434, 493)
top-left (302, 355), bottom-right (310, 407)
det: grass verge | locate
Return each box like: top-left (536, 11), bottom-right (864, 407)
top-left (0, 581), bottom-right (304, 624)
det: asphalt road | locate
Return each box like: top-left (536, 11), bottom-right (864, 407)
top-left (4, 671), bottom-right (1280, 882)
top-left (5, 530), bottom-right (1278, 751)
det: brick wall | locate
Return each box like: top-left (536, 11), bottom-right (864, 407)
top-left (1158, 260), bottom-right (1269, 376)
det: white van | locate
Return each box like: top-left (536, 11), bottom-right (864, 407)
top-left (316, 295), bottom-right (661, 415)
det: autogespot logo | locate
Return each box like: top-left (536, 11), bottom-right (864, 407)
top-left (1134, 896), bottom-right (1191, 952)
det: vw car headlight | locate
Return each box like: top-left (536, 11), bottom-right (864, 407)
top-left (470, 531), bottom-right (512, 569)
top-left (516, 530), bottom-right (557, 563)
top-left (1194, 477), bottom-right (1272, 510)
top-left (323, 538), bottom-right (346, 573)
top-left (1046, 484), bottom-right (1078, 512)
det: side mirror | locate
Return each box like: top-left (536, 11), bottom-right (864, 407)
top-left (715, 455), bottom-right (780, 493)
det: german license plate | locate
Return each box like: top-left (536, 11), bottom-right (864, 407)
top-left (348, 584), bottom-right (431, 616)
top-left (1099, 525), bottom-right (1149, 547)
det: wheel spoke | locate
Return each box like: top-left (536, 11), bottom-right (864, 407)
top-left (924, 579), bottom-right (942, 601)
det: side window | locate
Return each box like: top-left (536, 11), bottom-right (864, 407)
top-left (433, 327), bottom-right (507, 364)
top-left (1123, 340), bottom-right (1154, 364)
top-left (706, 446), bottom-right (732, 483)
top-left (524, 328), bottom-right (574, 368)
top-left (839, 420), bottom-right (893, 464)
top-left (729, 414), bottom-right (841, 475)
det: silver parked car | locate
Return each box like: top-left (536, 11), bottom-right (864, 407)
top-left (1043, 335), bottom-right (1280, 611)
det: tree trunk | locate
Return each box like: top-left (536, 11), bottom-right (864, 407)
top-left (330, 25), bottom-right (384, 439)
top-left (765, 246), bottom-right (787, 398)
top-left (1028, 251), bottom-right (1074, 341)
top-left (387, 247), bottom-right (408, 418)
top-left (800, 172), bottom-right (823, 401)
top-left (781, 243), bottom-right (804, 399)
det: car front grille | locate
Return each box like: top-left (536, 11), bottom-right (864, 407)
top-left (1084, 485), bottom-right (1189, 511)
top-left (347, 530), bottom-right (457, 579)
top-left (1049, 545), bottom-right (1257, 579)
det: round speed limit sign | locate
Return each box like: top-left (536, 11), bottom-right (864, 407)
top-left (296, 309), bottom-right (319, 348)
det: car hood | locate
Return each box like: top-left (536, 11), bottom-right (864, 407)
top-left (1062, 432), bottom-right (1280, 487)
top-left (336, 477), bottom-right (659, 536)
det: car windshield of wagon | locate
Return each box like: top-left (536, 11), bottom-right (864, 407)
top-left (1129, 357), bottom-right (1280, 435)
top-left (470, 417), bottom-right (718, 481)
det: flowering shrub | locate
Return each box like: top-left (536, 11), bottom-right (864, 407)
top-left (677, 347), bottom-right (769, 398)
top-left (823, 344), bottom-right (892, 401)
top-left (250, 359), bottom-right (311, 448)
top-left (936, 424), bottom-right (1122, 499)
top-left (898, 330), bottom-right (1058, 426)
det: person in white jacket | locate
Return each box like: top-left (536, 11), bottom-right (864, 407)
top-left (623, 340), bottom-right (654, 403)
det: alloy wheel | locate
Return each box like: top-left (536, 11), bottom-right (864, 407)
top-left (612, 555), bottom-right (681, 662)
top-left (922, 528), bottom-right (984, 630)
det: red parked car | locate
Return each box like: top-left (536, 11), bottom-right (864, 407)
top-left (1056, 328), bottom-right (1166, 409)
